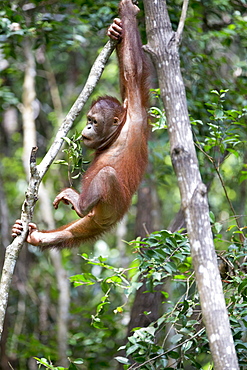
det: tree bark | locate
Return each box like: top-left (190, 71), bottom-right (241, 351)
top-left (143, 1), bottom-right (239, 369)
top-left (22, 38), bottom-right (37, 178)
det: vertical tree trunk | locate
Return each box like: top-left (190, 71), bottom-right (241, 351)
top-left (143, 1), bottom-right (239, 369)
top-left (22, 39), bottom-right (37, 177)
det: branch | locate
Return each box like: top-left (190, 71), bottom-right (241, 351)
top-left (0, 38), bottom-right (117, 340)
top-left (38, 38), bottom-right (118, 178)
top-left (128, 328), bottom-right (205, 369)
top-left (176, 0), bottom-right (189, 44)
top-left (194, 140), bottom-right (244, 242)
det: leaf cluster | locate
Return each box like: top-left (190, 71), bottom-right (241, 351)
top-left (193, 89), bottom-right (246, 163)
top-left (64, 228), bottom-right (247, 369)
top-left (35, 356), bottom-right (83, 370)
top-left (54, 131), bottom-right (89, 186)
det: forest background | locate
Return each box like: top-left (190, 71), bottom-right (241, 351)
top-left (0, 0), bottom-right (247, 369)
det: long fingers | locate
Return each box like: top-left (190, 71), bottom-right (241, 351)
top-left (107, 18), bottom-right (123, 40)
top-left (113, 18), bottom-right (122, 26)
top-left (12, 219), bottom-right (23, 237)
top-left (53, 199), bottom-right (59, 209)
top-left (29, 223), bottom-right (38, 230)
top-left (53, 194), bottom-right (60, 209)
top-left (12, 220), bottom-right (38, 238)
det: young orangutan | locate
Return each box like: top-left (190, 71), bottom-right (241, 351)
top-left (12, 0), bottom-right (150, 249)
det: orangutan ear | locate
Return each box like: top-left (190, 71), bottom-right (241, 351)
top-left (113, 117), bottom-right (120, 126)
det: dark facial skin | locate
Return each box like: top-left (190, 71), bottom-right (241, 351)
top-left (82, 104), bottom-right (119, 150)
top-left (82, 110), bottom-right (103, 149)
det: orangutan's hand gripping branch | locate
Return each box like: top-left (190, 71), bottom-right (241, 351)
top-left (12, 0), bottom-right (150, 249)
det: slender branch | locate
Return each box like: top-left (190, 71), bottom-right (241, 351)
top-left (176, 0), bottom-right (189, 44)
top-left (0, 147), bottom-right (39, 340)
top-left (212, 162), bottom-right (245, 243)
top-left (194, 140), bottom-right (245, 242)
top-left (0, 38), bottom-right (117, 340)
top-left (128, 327), bottom-right (205, 369)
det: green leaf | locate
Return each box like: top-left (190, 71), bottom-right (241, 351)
top-left (211, 90), bottom-right (220, 95)
top-left (126, 344), bottom-right (140, 356)
top-left (227, 224), bottom-right (237, 232)
top-left (106, 276), bottom-right (122, 284)
top-left (157, 317), bottom-right (166, 327)
top-left (63, 136), bottom-right (72, 144)
top-left (73, 359), bottom-right (84, 364)
top-left (53, 159), bottom-right (68, 165)
top-left (182, 340), bottom-right (193, 352)
top-left (34, 358), bottom-right (55, 369)
top-left (214, 109), bottom-right (224, 119)
top-left (239, 172), bottom-right (247, 184)
top-left (214, 222), bottom-right (223, 234)
top-left (209, 211), bottom-right (215, 223)
top-left (101, 280), bottom-right (109, 294)
top-left (171, 334), bottom-right (183, 344)
top-left (152, 271), bottom-right (163, 281)
top-left (70, 273), bottom-right (98, 286)
top-left (174, 274), bottom-right (187, 280)
top-left (144, 326), bottom-right (156, 336)
top-left (71, 173), bottom-right (80, 179)
top-left (227, 148), bottom-right (239, 157)
top-left (238, 279), bottom-right (247, 293)
top-left (96, 301), bottom-right (110, 314)
top-left (168, 350), bottom-right (180, 359)
top-left (115, 356), bottom-right (131, 365)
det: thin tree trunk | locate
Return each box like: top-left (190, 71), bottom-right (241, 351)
top-left (22, 39), bottom-right (37, 177)
top-left (143, 1), bottom-right (239, 369)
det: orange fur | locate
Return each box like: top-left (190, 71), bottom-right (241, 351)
top-left (13, 0), bottom-right (150, 250)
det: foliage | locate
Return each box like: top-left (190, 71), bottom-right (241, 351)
top-left (1, 0), bottom-right (247, 369)
top-left (70, 253), bottom-right (132, 329)
top-left (35, 356), bottom-right (83, 370)
top-left (193, 89), bottom-right (246, 161)
top-left (179, 0), bottom-right (247, 119)
top-left (149, 89), bottom-right (167, 131)
top-left (54, 131), bottom-right (89, 186)
top-left (192, 89), bottom-right (247, 247)
top-left (65, 229), bottom-right (247, 369)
